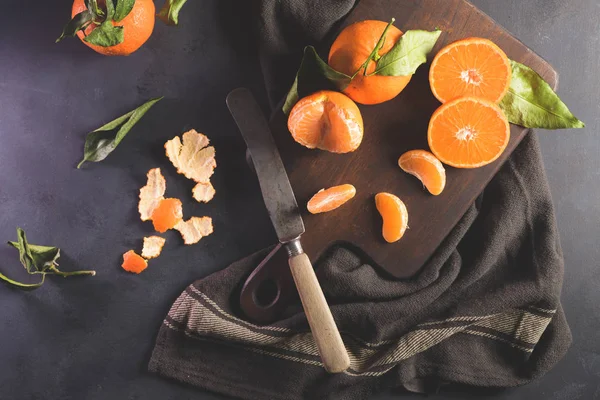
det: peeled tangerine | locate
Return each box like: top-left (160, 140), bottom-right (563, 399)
top-left (151, 198), bottom-right (183, 233)
top-left (398, 150), bottom-right (446, 195)
top-left (175, 217), bottom-right (213, 245)
top-left (142, 236), bottom-right (166, 259)
top-left (122, 250), bottom-right (148, 274)
top-left (375, 193), bottom-right (408, 243)
top-left (288, 91), bottom-right (363, 153)
top-left (307, 184), bottom-right (356, 214)
top-left (165, 129), bottom-right (216, 203)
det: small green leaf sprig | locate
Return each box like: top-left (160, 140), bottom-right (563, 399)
top-left (0, 228), bottom-right (95, 289)
top-left (56, 0), bottom-right (136, 47)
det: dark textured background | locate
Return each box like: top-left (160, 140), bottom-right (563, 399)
top-left (0, 0), bottom-right (598, 399)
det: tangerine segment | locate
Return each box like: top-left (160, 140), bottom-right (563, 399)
top-left (307, 184), bottom-right (356, 214)
top-left (428, 97), bottom-right (510, 169)
top-left (122, 250), bottom-right (148, 274)
top-left (151, 198), bottom-right (183, 233)
top-left (398, 150), bottom-right (446, 196)
top-left (329, 20), bottom-right (412, 105)
top-left (429, 38), bottom-right (511, 103)
top-left (375, 193), bottom-right (408, 243)
top-left (288, 91), bottom-right (363, 153)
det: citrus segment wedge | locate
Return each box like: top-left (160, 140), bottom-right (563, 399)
top-left (399, 150), bottom-right (446, 195)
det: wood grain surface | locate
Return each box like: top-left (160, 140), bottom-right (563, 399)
top-left (279, 0), bottom-right (557, 278)
top-left (240, 0), bottom-right (558, 322)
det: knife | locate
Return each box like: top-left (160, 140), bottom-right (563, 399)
top-left (226, 88), bottom-right (351, 373)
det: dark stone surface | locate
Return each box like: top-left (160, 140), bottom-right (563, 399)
top-left (0, 0), bottom-right (597, 399)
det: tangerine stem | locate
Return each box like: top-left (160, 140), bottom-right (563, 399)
top-left (351, 18), bottom-right (396, 79)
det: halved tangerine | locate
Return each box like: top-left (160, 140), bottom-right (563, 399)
top-left (428, 97), bottom-right (510, 169)
top-left (399, 150), bottom-right (446, 195)
top-left (288, 91), bottom-right (363, 153)
top-left (375, 193), bottom-right (408, 243)
top-left (429, 38), bottom-right (511, 103)
top-left (151, 198), bottom-right (183, 233)
top-left (307, 184), bottom-right (356, 214)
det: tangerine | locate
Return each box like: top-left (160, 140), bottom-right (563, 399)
top-left (288, 91), bottom-right (363, 153)
top-left (72, 0), bottom-right (155, 56)
top-left (328, 20), bottom-right (412, 105)
top-left (429, 38), bottom-right (511, 103)
top-left (428, 97), bottom-right (510, 168)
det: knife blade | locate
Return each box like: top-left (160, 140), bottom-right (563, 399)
top-left (226, 88), bottom-right (350, 373)
top-left (226, 88), bottom-right (304, 244)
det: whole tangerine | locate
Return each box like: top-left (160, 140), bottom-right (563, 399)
top-left (72, 0), bottom-right (155, 56)
top-left (328, 20), bottom-right (412, 105)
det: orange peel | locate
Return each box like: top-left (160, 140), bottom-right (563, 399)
top-left (139, 168), bottom-right (166, 221)
top-left (174, 216), bottom-right (214, 245)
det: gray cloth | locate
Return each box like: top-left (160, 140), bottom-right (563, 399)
top-left (149, 0), bottom-right (571, 398)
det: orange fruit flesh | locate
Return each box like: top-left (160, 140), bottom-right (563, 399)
top-left (151, 198), bottom-right (183, 233)
top-left (288, 91), bottom-right (363, 153)
top-left (428, 97), bottom-right (510, 168)
top-left (375, 193), bottom-right (408, 243)
top-left (72, 0), bottom-right (155, 56)
top-left (398, 150), bottom-right (446, 196)
top-left (429, 38), bottom-right (511, 103)
top-left (307, 184), bottom-right (357, 214)
top-left (121, 250), bottom-right (148, 274)
top-left (329, 20), bottom-right (412, 105)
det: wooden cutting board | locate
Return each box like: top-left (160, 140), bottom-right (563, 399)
top-left (240, 0), bottom-right (557, 321)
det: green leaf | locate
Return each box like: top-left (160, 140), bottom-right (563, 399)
top-left (114, 0), bottom-right (135, 22)
top-left (282, 46), bottom-right (351, 114)
top-left (105, 0), bottom-right (116, 20)
top-left (8, 228), bottom-right (61, 273)
top-left (86, 0), bottom-right (105, 17)
top-left (157, 0), bottom-right (188, 26)
top-left (56, 10), bottom-right (94, 43)
top-left (500, 60), bottom-right (585, 129)
top-left (2, 228), bottom-right (95, 290)
top-left (373, 29), bottom-right (442, 76)
top-left (77, 97), bottom-right (163, 168)
top-left (282, 75), bottom-right (299, 117)
top-left (84, 20), bottom-right (124, 47)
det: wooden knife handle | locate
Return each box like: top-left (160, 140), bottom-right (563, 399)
top-left (288, 253), bottom-right (350, 373)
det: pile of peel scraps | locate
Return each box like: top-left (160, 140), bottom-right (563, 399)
top-left (122, 129), bottom-right (216, 274)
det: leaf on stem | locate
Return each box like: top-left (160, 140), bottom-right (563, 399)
top-left (282, 46), bottom-right (351, 114)
top-left (77, 97), bottom-right (163, 168)
top-left (84, 20), bottom-right (124, 47)
top-left (114, 0), bottom-right (136, 22)
top-left (56, 10), bottom-right (94, 43)
top-left (1, 228), bottom-right (95, 290)
top-left (373, 29), bottom-right (442, 76)
top-left (157, 0), bottom-right (188, 26)
top-left (500, 60), bottom-right (585, 129)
